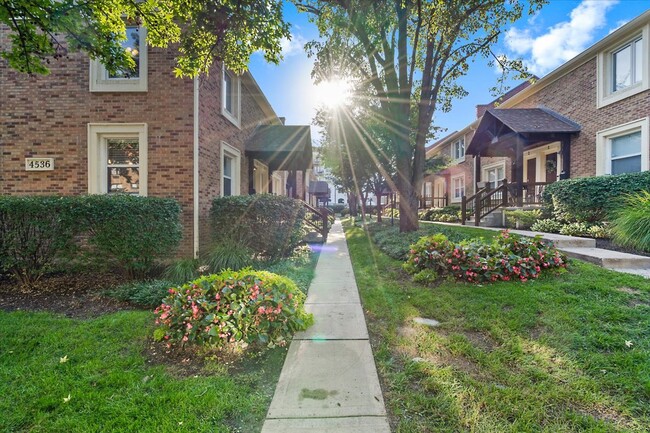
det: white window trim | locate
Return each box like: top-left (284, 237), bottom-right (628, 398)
top-left (89, 26), bottom-right (148, 93)
top-left (220, 141), bottom-right (241, 196)
top-left (221, 68), bottom-right (241, 128)
top-left (596, 117), bottom-right (649, 175)
top-left (253, 159), bottom-right (269, 194)
top-left (482, 161), bottom-right (506, 185)
top-left (87, 123), bottom-right (148, 195)
top-left (597, 24), bottom-right (649, 108)
top-left (522, 143), bottom-right (561, 183)
top-left (451, 137), bottom-right (466, 163)
top-left (450, 174), bottom-right (465, 203)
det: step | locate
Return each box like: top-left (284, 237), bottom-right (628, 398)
top-left (508, 230), bottom-right (596, 248)
top-left (562, 247), bottom-right (650, 269)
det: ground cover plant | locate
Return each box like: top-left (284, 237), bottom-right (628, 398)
top-left (403, 230), bottom-right (566, 284)
top-left (344, 221), bottom-right (650, 432)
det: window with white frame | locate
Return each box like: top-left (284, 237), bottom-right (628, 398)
top-left (220, 142), bottom-right (240, 196)
top-left (596, 118), bottom-right (649, 176)
top-left (452, 137), bottom-right (465, 161)
top-left (451, 174), bottom-right (465, 202)
top-left (90, 26), bottom-right (147, 92)
top-left (483, 163), bottom-right (505, 189)
top-left (597, 25), bottom-right (649, 108)
top-left (222, 68), bottom-right (241, 127)
top-left (87, 123), bottom-right (148, 195)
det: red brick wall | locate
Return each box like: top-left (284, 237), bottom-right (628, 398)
top-left (197, 67), bottom-right (279, 254)
top-left (1, 30), bottom-right (195, 256)
top-left (508, 57), bottom-right (650, 178)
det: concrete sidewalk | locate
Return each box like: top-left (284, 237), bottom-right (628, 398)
top-left (261, 221), bottom-right (390, 433)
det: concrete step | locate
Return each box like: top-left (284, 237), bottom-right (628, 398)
top-left (508, 230), bottom-right (596, 248)
top-left (562, 247), bottom-right (650, 269)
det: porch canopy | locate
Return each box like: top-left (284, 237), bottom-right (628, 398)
top-left (466, 108), bottom-right (580, 183)
top-left (245, 125), bottom-right (313, 171)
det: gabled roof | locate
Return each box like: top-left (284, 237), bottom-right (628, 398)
top-left (486, 108), bottom-right (581, 134)
top-left (245, 125), bottom-right (313, 170)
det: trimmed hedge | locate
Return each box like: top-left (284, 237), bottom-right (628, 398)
top-left (0, 196), bottom-right (78, 285)
top-left (211, 194), bottom-right (306, 260)
top-left (542, 171), bottom-right (650, 223)
top-left (0, 195), bottom-right (183, 284)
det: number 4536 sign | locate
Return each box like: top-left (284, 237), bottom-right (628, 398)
top-left (25, 158), bottom-right (54, 171)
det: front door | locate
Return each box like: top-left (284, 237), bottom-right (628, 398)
top-left (525, 158), bottom-right (537, 203)
top-left (545, 153), bottom-right (558, 184)
top-left (434, 179), bottom-right (446, 207)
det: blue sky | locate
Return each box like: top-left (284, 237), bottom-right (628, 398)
top-left (249, 1), bottom-right (650, 143)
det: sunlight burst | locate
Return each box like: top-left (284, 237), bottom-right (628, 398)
top-left (314, 78), bottom-right (353, 109)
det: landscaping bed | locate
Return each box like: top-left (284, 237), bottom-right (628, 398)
top-left (346, 221), bottom-right (650, 432)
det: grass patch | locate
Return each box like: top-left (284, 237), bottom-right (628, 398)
top-left (0, 311), bottom-right (286, 432)
top-left (1, 245), bottom-right (320, 432)
top-left (344, 221), bottom-right (650, 432)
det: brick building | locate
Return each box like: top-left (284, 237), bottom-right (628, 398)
top-left (423, 10), bottom-right (650, 220)
top-left (0, 25), bottom-right (313, 257)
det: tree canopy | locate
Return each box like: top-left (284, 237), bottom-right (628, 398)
top-left (297, 0), bottom-right (545, 231)
top-left (1, 0), bottom-right (290, 76)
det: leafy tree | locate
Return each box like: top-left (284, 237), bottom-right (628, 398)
top-left (297, 0), bottom-right (544, 231)
top-left (1, 0), bottom-right (289, 76)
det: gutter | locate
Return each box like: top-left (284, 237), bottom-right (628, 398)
top-left (193, 77), bottom-right (200, 258)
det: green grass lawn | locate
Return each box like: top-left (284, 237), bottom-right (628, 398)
top-left (0, 248), bottom-right (320, 433)
top-left (345, 221), bottom-right (650, 432)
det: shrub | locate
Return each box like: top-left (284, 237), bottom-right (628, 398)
top-left (211, 195), bottom-right (306, 260)
top-left (403, 230), bottom-right (567, 284)
top-left (107, 279), bottom-right (175, 308)
top-left (164, 258), bottom-right (202, 284)
top-left (610, 191), bottom-right (650, 252)
top-left (76, 195), bottom-right (182, 278)
top-left (205, 239), bottom-right (254, 273)
top-left (328, 204), bottom-right (346, 214)
top-left (0, 196), bottom-right (79, 286)
top-left (420, 206), bottom-right (461, 223)
top-left (587, 224), bottom-right (610, 239)
top-left (530, 218), bottom-right (562, 233)
top-left (559, 222), bottom-right (591, 237)
top-left (542, 171), bottom-right (650, 223)
top-left (383, 207), bottom-right (400, 218)
top-left (504, 209), bottom-right (542, 230)
top-left (340, 208), bottom-right (350, 217)
top-left (154, 269), bottom-right (313, 348)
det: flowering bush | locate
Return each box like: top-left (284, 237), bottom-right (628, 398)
top-left (403, 230), bottom-right (567, 284)
top-left (153, 269), bottom-right (313, 348)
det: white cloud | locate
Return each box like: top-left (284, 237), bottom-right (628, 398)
top-left (505, 0), bottom-right (618, 75)
top-left (280, 33), bottom-right (307, 58)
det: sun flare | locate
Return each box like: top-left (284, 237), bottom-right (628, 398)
top-left (314, 78), bottom-right (352, 108)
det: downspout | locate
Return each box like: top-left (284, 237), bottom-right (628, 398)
top-left (193, 77), bottom-right (200, 258)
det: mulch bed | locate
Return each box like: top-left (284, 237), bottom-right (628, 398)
top-left (0, 272), bottom-right (133, 318)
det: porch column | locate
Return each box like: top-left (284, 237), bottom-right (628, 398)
top-left (560, 137), bottom-right (571, 180)
top-left (248, 158), bottom-right (255, 194)
top-left (474, 153), bottom-right (482, 194)
top-left (513, 135), bottom-right (525, 207)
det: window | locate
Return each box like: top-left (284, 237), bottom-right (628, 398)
top-left (87, 123), bottom-right (148, 195)
top-left (451, 174), bottom-right (465, 202)
top-left (220, 142), bottom-right (240, 196)
top-left (90, 26), bottom-right (148, 92)
top-left (596, 118), bottom-right (649, 176)
top-left (613, 37), bottom-right (643, 92)
top-left (452, 137), bottom-right (465, 161)
top-left (483, 163), bottom-right (505, 189)
top-left (597, 26), bottom-right (649, 108)
top-left (222, 68), bottom-right (241, 127)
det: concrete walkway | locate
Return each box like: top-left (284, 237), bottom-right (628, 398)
top-left (422, 221), bottom-right (650, 278)
top-left (261, 221), bottom-right (390, 433)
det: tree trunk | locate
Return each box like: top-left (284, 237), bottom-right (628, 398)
top-left (347, 192), bottom-right (358, 216)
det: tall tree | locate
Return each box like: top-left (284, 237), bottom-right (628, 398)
top-left (297, 0), bottom-right (544, 231)
top-left (1, 0), bottom-right (289, 76)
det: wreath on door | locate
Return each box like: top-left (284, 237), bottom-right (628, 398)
top-left (545, 159), bottom-right (557, 173)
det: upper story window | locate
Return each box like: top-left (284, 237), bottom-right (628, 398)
top-left (90, 26), bottom-right (148, 92)
top-left (452, 137), bottom-right (465, 161)
top-left (222, 68), bottom-right (241, 127)
top-left (597, 25), bottom-right (649, 108)
top-left (613, 37), bottom-right (643, 92)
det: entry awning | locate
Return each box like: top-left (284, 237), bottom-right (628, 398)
top-left (308, 181), bottom-right (330, 196)
top-left (467, 108), bottom-right (580, 157)
top-left (245, 125), bottom-right (313, 171)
